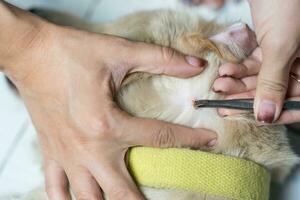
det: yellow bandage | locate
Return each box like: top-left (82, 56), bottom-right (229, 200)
top-left (128, 147), bottom-right (270, 200)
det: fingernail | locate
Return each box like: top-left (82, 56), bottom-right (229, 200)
top-left (257, 100), bottom-right (276, 123)
top-left (207, 139), bottom-right (217, 148)
top-left (186, 56), bottom-right (207, 67)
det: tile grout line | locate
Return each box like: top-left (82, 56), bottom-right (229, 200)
top-left (84, 0), bottom-right (102, 21)
top-left (0, 119), bottom-right (30, 177)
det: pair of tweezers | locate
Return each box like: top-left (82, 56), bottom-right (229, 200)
top-left (194, 99), bottom-right (300, 111)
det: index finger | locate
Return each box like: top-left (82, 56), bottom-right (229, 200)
top-left (125, 41), bottom-right (208, 78)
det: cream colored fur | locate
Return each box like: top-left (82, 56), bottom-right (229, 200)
top-left (21, 9), bottom-right (299, 200)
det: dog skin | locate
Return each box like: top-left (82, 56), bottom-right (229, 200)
top-left (21, 9), bottom-right (299, 200)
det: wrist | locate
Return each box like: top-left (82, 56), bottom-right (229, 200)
top-left (0, 2), bottom-right (54, 79)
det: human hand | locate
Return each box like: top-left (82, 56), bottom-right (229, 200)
top-left (1, 8), bottom-right (217, 200)
top-left (247, 0), bottom-right (300, 123)
top-left (213, 47), bottom-right (300, 124)
top-left (213, 0), bottom-right (300, 124)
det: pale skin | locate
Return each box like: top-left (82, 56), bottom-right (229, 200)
top-left (214, 48), bottom-right (300, 124)
top-left (211, 0), bottom-right (300, 124)
top-left (194, 0), bottom-right (300, 124)
top-left (188, 0), bottom-right (300, 123)
top-left (0, 2), bottom-right (217, 200)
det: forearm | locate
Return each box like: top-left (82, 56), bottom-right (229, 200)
top-left (0, 1), bottom-right (50, 75)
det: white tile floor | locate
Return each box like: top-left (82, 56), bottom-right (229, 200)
top-left (0, 0), bottom-right (299, 199)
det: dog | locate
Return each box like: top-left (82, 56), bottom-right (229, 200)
top-left (19, 8), bottom-right (299, 200)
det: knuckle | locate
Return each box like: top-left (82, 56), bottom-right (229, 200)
top-left (86, 117), bottom-right (112, 139)
top-left (87, 114), bottom-right (123, 141)
top-left (45, 179), bottom-right (60, 192)
top-left (160, 46), bottom-right (176, 64)
top-left (106, 37), bottom-right (134, 62)
top-left (45, 184), bottom-right (65, 199)
top-left (259, 78), bottom-right (287, 93)
top-left (109, 37), bottom-right (132, 49)
top-left (261, 39), bottom-right (298, 64)
top-left (153, 125), bottom-right (176, 147)
top-left (78, 118), bottom-right (115, 142)
top-left (77, 193), bottom-right (100, 200)
top-left (110, 188), bottom-right (130, 200)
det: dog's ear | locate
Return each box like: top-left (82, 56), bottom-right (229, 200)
top-left (209, 23), bottom-right (258, 61)
top-left (179, 23), bottom-right (258, 62)
top-left (178, 33), bottom-right (237, 61)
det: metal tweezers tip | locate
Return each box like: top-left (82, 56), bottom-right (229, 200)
top-left (193, 100), bottom-right (208, 108)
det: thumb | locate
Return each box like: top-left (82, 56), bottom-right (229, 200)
top-left (127, 41), bottom-right (207, 78)
top-left (124, 116), bottom-right (217, 150)
top-left (254, 43), bottom-right (295, 123)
